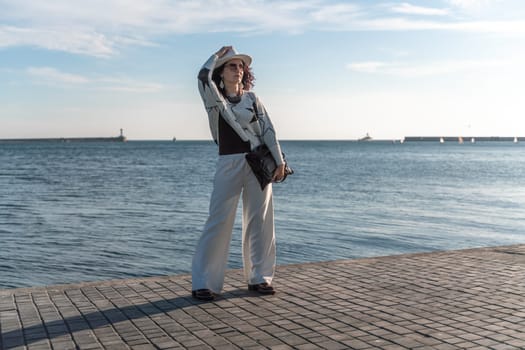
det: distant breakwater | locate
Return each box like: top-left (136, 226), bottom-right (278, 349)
top-left (403, 136), bottom-right (524, 142)
top-left (0, 136), bottom-right (126, 143)
top-left (0, 129), bottom-right (127, 143)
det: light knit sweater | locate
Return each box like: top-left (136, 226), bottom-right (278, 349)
top-left (197, 54), bottom-right (284, 166)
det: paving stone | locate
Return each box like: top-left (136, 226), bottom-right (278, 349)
top-left (2, 245), bottom-right (525, 349)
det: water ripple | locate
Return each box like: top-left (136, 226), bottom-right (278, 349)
top-left (1, 141), bottom-right (525, 289)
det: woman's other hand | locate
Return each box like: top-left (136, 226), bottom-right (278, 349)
top-left (272, 164), bottom-right (286, 182)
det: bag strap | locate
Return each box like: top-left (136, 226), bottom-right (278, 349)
top-left (248, 92), bottom-right (294, 178)
top-left (247, 92), bottom-right (264, 143)
top-left (247, 91), bottom-right (259, 118)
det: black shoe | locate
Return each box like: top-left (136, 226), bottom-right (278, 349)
top-left (248, 282), bottom-right (275, 295)
top-left (192, 289), bottom-right (215, 301)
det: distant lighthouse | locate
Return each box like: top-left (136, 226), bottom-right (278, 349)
top-left (119, 129), bottom-right (127, 142)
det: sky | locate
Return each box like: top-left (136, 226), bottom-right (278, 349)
top-left (2, 0), bottom-right (525, 140)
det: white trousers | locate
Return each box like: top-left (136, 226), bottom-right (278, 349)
top-left (191, 153), bottom-right (276, 293)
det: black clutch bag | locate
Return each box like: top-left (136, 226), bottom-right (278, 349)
top-left (245, 144), bottom-right (294, 190)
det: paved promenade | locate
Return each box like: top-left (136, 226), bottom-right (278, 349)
top-left (2, 245), bottom-right (525, 350)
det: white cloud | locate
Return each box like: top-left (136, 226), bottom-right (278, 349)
top-left (390, 3), bottom-right (449, 16)
top-left (97, 78), bottom-right (165, 93)
top-left (446, 19), bottom-right (525, 34)
top-left (445, 0), bottom-right (512, 18)
top-left (27, 67), bottom-right (91, 84)
top-left (346, 61), bottom-right (389, 73)
top-left (347, 59), bottom-right (508, 77)
top-left (1, 0), bottom-right (525, 57)
top-left (0, 26), bottom-right (116, 57)
top-left (26, 66), bottom-right (164, 92)
top-left (447, 0), bottom-right (499, 11)
top-left (311, 4), bottom-right (361, 22)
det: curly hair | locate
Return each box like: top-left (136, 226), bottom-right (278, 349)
top-left (212, 63), bottom-right (255, 96)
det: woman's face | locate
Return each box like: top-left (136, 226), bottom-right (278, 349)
top-left (221, 59), bottom-right (244, 85)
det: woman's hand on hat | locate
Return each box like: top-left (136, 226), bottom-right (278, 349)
top-left (215, 46), bottom-right (232, 58)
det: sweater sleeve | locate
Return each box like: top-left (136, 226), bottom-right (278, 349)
top-left (253, 95), bottom-right (285, 166)
top-left (197, 54), bottom-right (260, 146)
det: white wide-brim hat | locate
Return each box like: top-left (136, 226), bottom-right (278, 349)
top-left (216, 47), bottom-right (252, 68)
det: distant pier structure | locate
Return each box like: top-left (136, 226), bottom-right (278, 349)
top-left (403, 136), bottom-right (524, 143)
top-left (0, 129), bottom-right (127, 143)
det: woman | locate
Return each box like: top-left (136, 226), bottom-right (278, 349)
top-left (192, 46), bottom-right (285, 301)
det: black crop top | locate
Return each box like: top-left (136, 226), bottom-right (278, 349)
top-left (218, 113), bottom-right (251, 155)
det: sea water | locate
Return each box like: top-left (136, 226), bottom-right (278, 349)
top-left (1, 140), bottom-right (524, 289)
